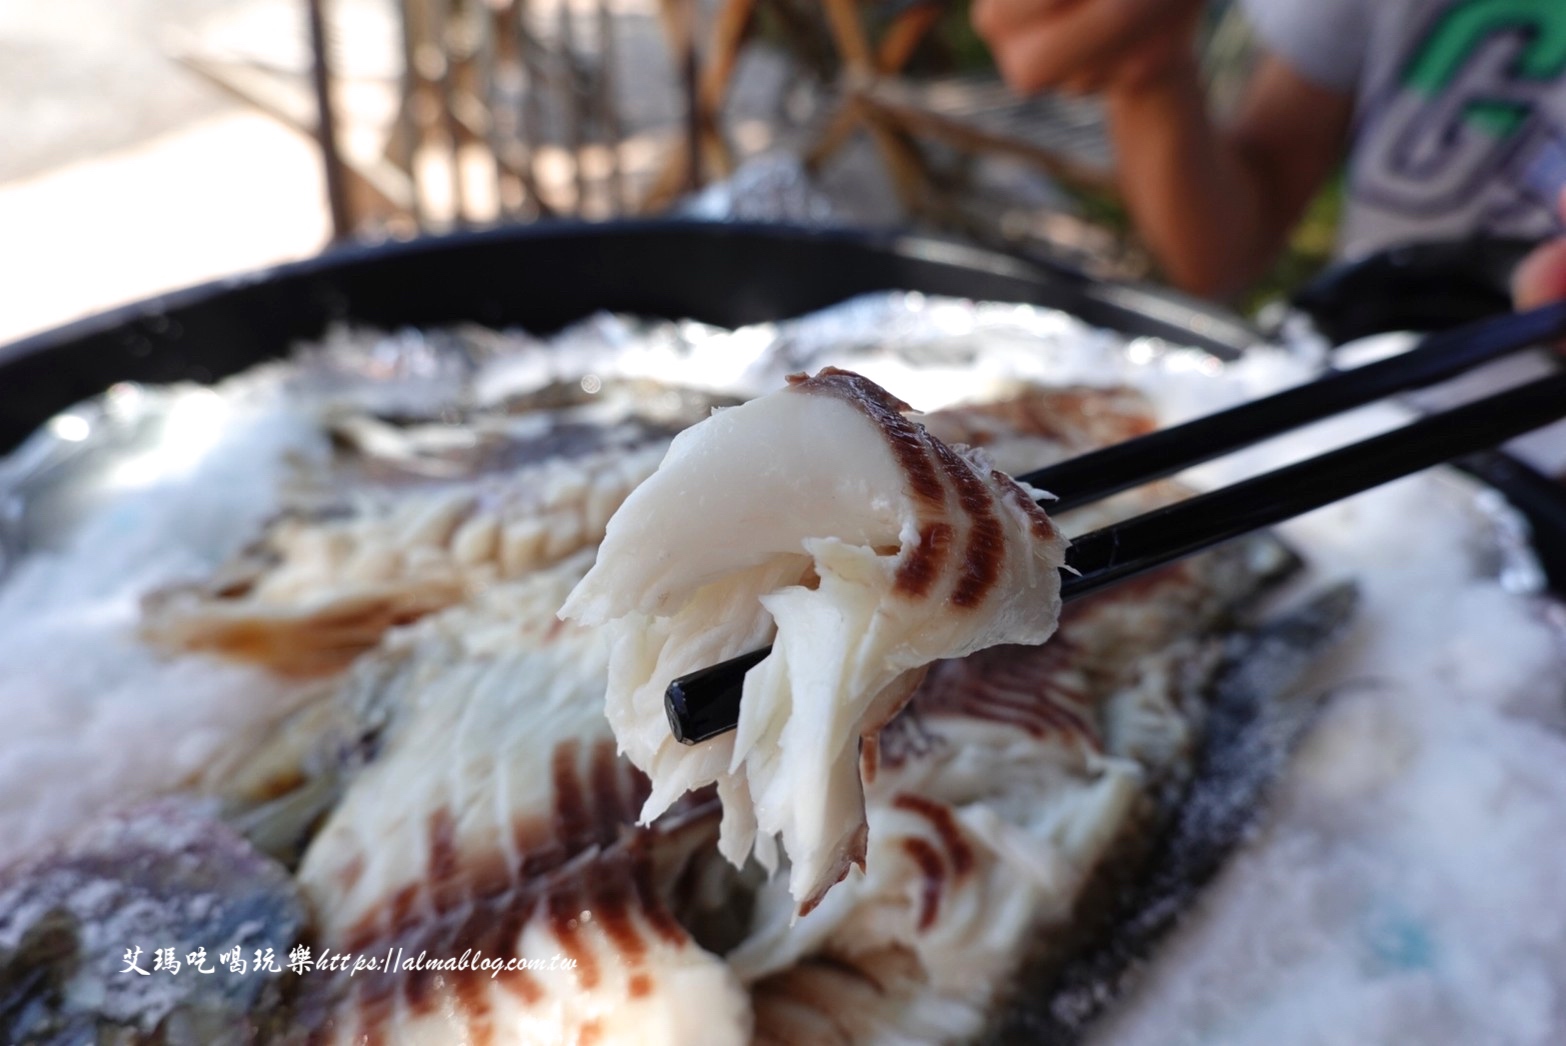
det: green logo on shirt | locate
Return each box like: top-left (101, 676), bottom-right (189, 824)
top-left (1403, 0), bottom-right (1566, 135)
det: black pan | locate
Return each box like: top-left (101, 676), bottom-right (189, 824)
top-left (0, 221), bottom-right (1261, 454)
top-left (2, 220), bottom-right (1561, 586)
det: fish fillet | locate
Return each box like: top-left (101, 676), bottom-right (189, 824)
top-left (561, 368), bottom-right (1070, 912)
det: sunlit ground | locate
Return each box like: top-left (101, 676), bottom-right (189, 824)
top-left (0, 0), bottom-right (336, 344)
top-left (0, 0), bottom-right (713, 346)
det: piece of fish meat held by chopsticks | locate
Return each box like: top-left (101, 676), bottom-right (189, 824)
top-left (561, 368), bottom-right (1071, 913)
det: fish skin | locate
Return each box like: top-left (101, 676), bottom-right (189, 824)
top-left (0, 798), bottom-right (307, 1046)
top-left (1001, 583), bottom-right (1362, 1045)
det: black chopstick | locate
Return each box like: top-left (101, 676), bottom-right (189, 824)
top-left (665, 366), bottom-right (1566, 746)
top-left (1029, 299), bottom-right (1566, 512)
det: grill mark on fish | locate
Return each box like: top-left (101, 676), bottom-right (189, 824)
top-left (551, 740), bottom-right (589, 851)
top-left (891, 794), bottom-right (974, 877)
top-left (935, 386), bottom-right (1158, 448)
top-left (905, 639), bottom-right (1105, 752)
top-left (893, 521), bottom-right (955, 599)
top-left (860, 734), bottom-right (880, 784)
top-left (928, 440), bottom-right (1006, 609)
top-left (580, 1018), bottom-right (603, 1045)
top-left (992, 469), bottom-right (1058, 544)
top-left (951, 674), bottom-right (1100, 750)
top-left (592, 869), bottom-right (649, 969)
top-left (404, 955), bottom-right (438, 1017)
top-left (900, 837), bottom-right (947, 930)
top-left (629, 973), bottom-right (654, 998)
top-left (624, 762), bottom-right (652, 816)
top-left (591, 739), bottom-right (626, 833)
top-left (493, 892), bottom-right (537, 963)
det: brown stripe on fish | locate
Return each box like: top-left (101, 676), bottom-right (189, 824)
top-left (551, 740), bottom-right (590, 851)
top-left (927, 440), bottom-right (1007, 609)
top-left (496, 964), bottom-right (543, 1004)
top-left (876, 704), bottom-right (944, 771)
top-left (753, 962), bottom-right (862, 1045)
top-left (785, 368), bottom-right (946, 511)
top-left (404, 953), bottom-right (439, 1017)
top-left (591, 738), bottom-right (628, 833)
top-left (897, 641), bottom-right (1104, 752)
top-left (590, 863), bottom-right (650, 969)
top-left (900, 836), bottom-right (947, 930)
top-left (893, 521), bottom-right (955, 600)
top-left (891, 794), bottom-right (975, 877)
top-left (427, 808), bottom-right (462, 911)
top-left (992, 469), bottom-right (1058, 544)
top-left (860, 734), bottom-right (880, 784)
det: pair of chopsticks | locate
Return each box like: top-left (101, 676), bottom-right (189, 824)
top-left (665, 301), bottom-right (1566, 745)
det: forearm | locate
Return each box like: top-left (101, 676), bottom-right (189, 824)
top-left (1106, 68), bottom-right (1286, 300)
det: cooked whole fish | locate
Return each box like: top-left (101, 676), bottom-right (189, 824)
top-left (48, 349), bottom-right (1354, 1046)
top-left (562, 369), bottom-right (1072, 913)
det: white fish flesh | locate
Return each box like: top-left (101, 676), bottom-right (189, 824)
top-left (141, 441), bottom-right (667, 676)
top-left (735, 540), bottom-right (1302, 1044)
top-left (294, 556), bottom-right (753, 1045)
top-left (562, 368), bottom-right (1071, 913)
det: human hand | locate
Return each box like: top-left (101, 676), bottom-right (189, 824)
top-left (971, 0), bottom-right (1208, 96)
top-left (1512, 190), bottom-right (1566, 311)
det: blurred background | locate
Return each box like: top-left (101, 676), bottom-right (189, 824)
top-left (1, 0), bottom-right (1329, 345)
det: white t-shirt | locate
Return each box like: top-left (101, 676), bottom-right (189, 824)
top-left (1242, 0), bottom-right (1566, 258)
